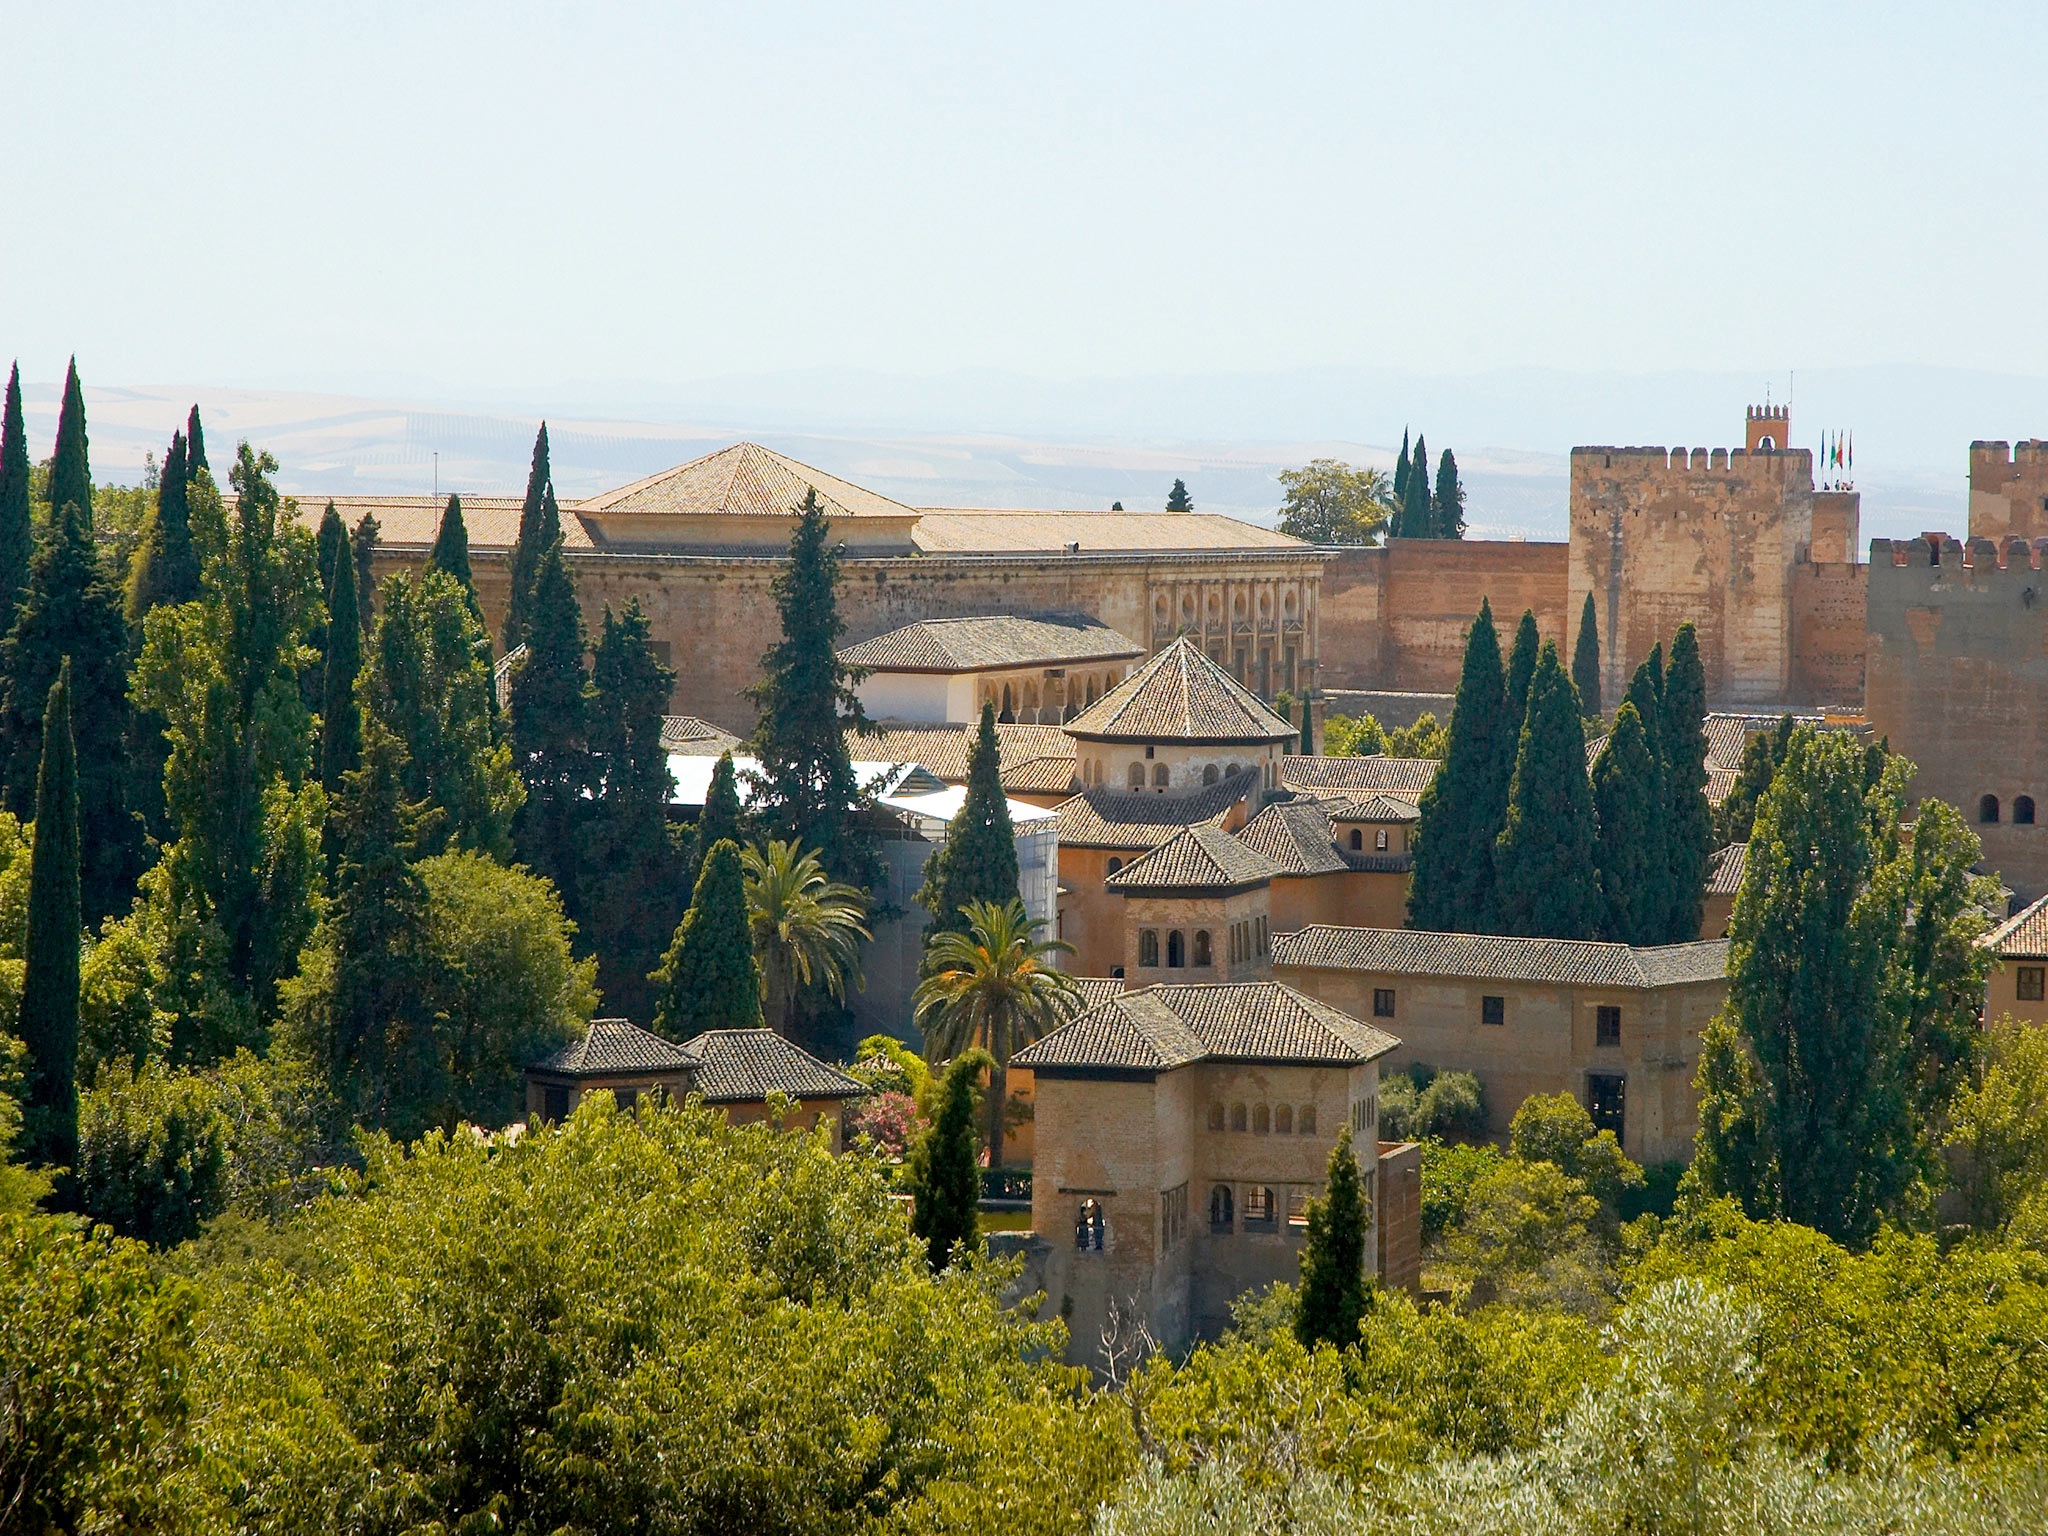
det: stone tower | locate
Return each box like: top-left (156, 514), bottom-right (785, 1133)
top-left (1967, 440), bottom-right (2048, 541)
top-left (1745, 404), bottom-right (1790, 453)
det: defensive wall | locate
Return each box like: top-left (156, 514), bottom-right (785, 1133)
top-left (1319, 539), bottom-right (1569, 692)
top-left (1865, 533), bottom-right (2048, 900)
top-left (1969, 440), bottom-right (2048, 542)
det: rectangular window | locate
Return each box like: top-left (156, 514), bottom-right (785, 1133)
top-left (2021, 967), bottom-right (2046, 1002)
top-left (1160, 1182), bottom-right (1189, 1248)
top-left (615, 1088), bottom-right (640, 1113)
top-left (1587, 1072), bottom-right (1626, 1141)
top-left (1287, 1188), bottom-right (1312, 1224)
top-left (1375, 828), bottom-right (1390, 851)
top-left (1244, 1186), bottom-right (1275, 1227)
top-left (649, 640), bottom-right (674, 666)
top-left (1372, 987), bottom-right (1396, 1018)
top-left (542, 1086), bottom-right (569, 1122)
top-left (1481, 994), bottom-right (1506, 1026)
top-left (1596, 1005), bottom-right (1622, 1047)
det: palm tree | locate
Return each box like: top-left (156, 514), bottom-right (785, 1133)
top-left (741, 839), bottom-right (871, 1034)
top-left (913, 898), bottom-right (1078, 1170)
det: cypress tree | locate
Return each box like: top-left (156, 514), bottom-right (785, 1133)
top-left (1717, 715), bottom-right (1792, 845)
top-left (321, 519), bottom-right (364, 804)
top-left (1662, 623), bottom-right (1714, 942)
top-left (917, 701), bottom-right (1020, 945)
top-left (1432, 448), bottom-right (1465, 539)
top-left (184, 404), bottom-right (208, 475)
top-left (503, 423), bottom-right (558, 651)
top-left (1622, 651), bottom-right (1671, 935)
top-left (1165, 478), bottom-right (1193, 512)
top-left (508, 538), bottom-right (589, 917)
top-left (587, 599), bottom-right (683, 1021)
top-left (650, 838), bottom-right (763, 1038)
top-left (19, 661), bottom-right (80, 1173)
top-left (1494, 641), bottom-right (1603, 940)
top-left (1503, 609), bottom-right (1540, 731)
top-left (1571, 592), bottom-right (1602, 719)
top-left (1392, 428), bottom-right (1411, 503)
top-left (1394, 432), bottom-right (1431, 539)
top-left (0, 362), bottom-right (31, 633)
top-left (125, 428), bottom-right (202, 625)
top-left (350, 513), bottom-right (379, 636)
top-left (428, 492), bottom-right (482, 623)
top-left (1295, 1124), bottom-right (1370, 1350)
top-left (1590, 702), bottom-right (1664, 945)
top-left (315, 502), bottom-right (347, 613)
top-left (746, 488), bottom-right (879, 891)
top-left (908, 1047), bottom-right (989, 1272)
top-left (1301, 695), bottom-right (1314, 755)
top-left (47, 359), bottom-right (91, 532)
top-left (1407, 600), bottom-right (1507, 931)
top-left (692, 750), bottom-right (743, 886)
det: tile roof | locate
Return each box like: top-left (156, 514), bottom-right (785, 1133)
top-left (1982, 892), bottom-right (2048, 959)
top-left (285, 494), bottom-right (592, 553)
top-left (1323, 792), bottom-right (1422, 824)
top-left (1105, 823), bottom-right (1285, 893)
top-left (1003, 755), bottom-right (1086, 795)
top-left (1272, 926), bottom-right (1730, 989)
top-left (1066, 977), bottom-right (1128, 1012)
top-left (661, 716), bottom-right (743, 753)
top-left (1707, 843), bottom-right (1747, 897)
top-left (1235, 800), bottom-right (1350, 876)
top-left (1282, 756), bottom-right (1440, 797)
top-left (840, 614), bottom-right (1142, 673)
top-left (1066, 636), bottom-right (1294, 743)
top-left (671, 1029), bottom-right (867, 1102)
top-left (909, 510), bottom-right (1308, 555)
top-left (531, 1019), bottom-right (694, 1076)
top-left (1053, 768), bottom-right (1258, 850)
top-left (576, 442), bottom-right (918, 522)
top-left (855, 723), bottom-right (1075, 789)
top-left (1014, 981), bottom-right (1399, 1074)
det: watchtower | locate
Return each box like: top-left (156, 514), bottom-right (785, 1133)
top-left (1745, 404), bottom-right (1790, 454)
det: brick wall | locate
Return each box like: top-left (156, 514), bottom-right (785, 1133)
top-left (1319, 541), bottom-right (1570, 692)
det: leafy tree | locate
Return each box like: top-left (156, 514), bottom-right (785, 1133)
top-left (508, 538), bottom-right (589, 917)
top-left (75, 1058), bottom-right (231, 1246)
top-left (1379, 1064), bottom-right (1487, 1142)
top-left (502, 421), bottom-right (559, 650)
top-left (1165, 477), bottom-right (1193, 512)
top-left (185, 402), bottom-right (208, 475)
top-left (1407, 600), bottom-right (1507, 931)
top-left (1275, 459), bottom-right (1394, 544)
top-left (427, 493), bottom-right (477, 599)
top-left (746, 488), bottom-right (879, 890)
top-left (1494, 641), bottom-right (1602, 941)
top-left (1502, 606), bottom-right (1540, 732)
top-left (1715, 715), bottom-right (1793, 845)
top-left (909, 1046), bottom-right (990, 1271)
top-left (1661, 622), bottom-right (1714, 942)
top-left (1590, 702), bottom-right (1665, 945)
top-left (1571, 592), bottom-right (1602, 719)
top-left (0, 362), bottom-right (30, 635)
top-left (349, 511), bottom-right (378, 635)
top-left (124, 427), bottom-right (202, 625)
top-left (586, 599), bottom-right (681, 1021)
top-left (650, 838), bottom-right (763, 1038)
top-left (1946, 1016), bottom-right (2048, 1239)
top-left (319, 514), bottom-right (362, 804)
top-left (19, 662), bottom-right (80, 1173)
top-left (913, 897), bottom-right (1075, 1169)
top-left (690, 749), bottom-right (743, 886)
top-left (917, 701), bottom-right (1019, 942)
top-left (1432, 447), bottom-right (1466, 538)
top-left (1506, 1091), bottom-right (1643, 1221)
top-left (1295, 1124), bottom-right (1371, 1350)
top-left (1393, 431), bottom-right (1431, 538)
top-left (314, 499), bottom-right (347, 615)
top-left (742, 838), bottom-right (869, 1037)
top-left (1438, 1155), bottom-right (1607, 1311)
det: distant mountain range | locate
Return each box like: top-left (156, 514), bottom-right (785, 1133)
top-left (22, 362), bottom-right (2046, 543)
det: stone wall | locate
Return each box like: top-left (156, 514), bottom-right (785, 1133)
top-left (1374, 1140), bottom-right (1423, 1294)
top-left (1320, 540), bottom-right (1570, 692)
top-left (1865, 534), bottom-right (2048, 901)
top-left (1790, 559), bottom-right (1869, 707)
top-left (1968, 440), bottom-right (2048, 541)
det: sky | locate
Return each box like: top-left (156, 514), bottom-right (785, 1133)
top-left (3, 1), bottom-right (2045, 527)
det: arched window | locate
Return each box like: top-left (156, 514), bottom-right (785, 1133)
top-left (1231, 1102), bottom-right (1247, 1132)
top-left (1153, 762), bottom-right (1169, 788)
top-left (999, 685), bottom-right (1015, 723)
top-left (1376, 828), bottom-right (1390, 851)
top-left (1128, 762), bottom-right (1147, 790)
top-left (1203, 763), bottom-right (1219, 785)
top-left (1245, 1186), bottom-right (1276, 1227)
top-left (1299, 1105), bottom-right (1317, 1134)
top-left (1193, 930), bottom-right (1212, 966)
top-left (1275, 1104), bottom-right (1293, 1134)
top-left (1209, 1184), bottom-right (1234, 1231)
top-left (2020, 796), bottom-right (2038, 826)
top-left (1167, 930), bottom-right (1186, 967)
top-left (1349, 828), bottom-right (1363, 850)
top-left (1075, 1199), bottom-right (1105, 1252)
top-left (1207, 1101), bottom-right (1225, 1131)
top-left (1138, 929), bottom-right (1159, 967)
top-left (1253, 1104), bottom-right (1271, 1134)
top-left (1982, 794), bottom-right (2003, 824)
top-left (1106, 856), bottom-right (1124, 876)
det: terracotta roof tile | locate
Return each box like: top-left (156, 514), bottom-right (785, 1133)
top-left (1014, 981), bottom-right (1399, 1073)
top-left (840, 614), bottom-right (1141, 673)
top-left (1235, 801), bottom-right (1350, 876)
top-left (285, 494), bottom-right (593, 553)
top-left (1105, 823), bottom-right (1285, 893)
top-left (531, 1019), bottom-right (693, 1076)
top-left (909, 510), bottom-right (1307, 554)
top-left (1323, 792), bottom-right (1422, 824)
top-left (576, 442), bottom-right (917, 521)
top-left (1282, 756), bottom-right (1440, 797)
top-left (855, 724), bottom-right (1074, 788)
top-left (672, 1029), bottom-right (866, 1102)
top-left (1707, 843), bottom-right (1747, 897)
top-left (1067, 636), bottom-right (1294, 743)
top-left (1053, 768), bottom-right (1258, 850)
top-left (661, 716), bottom-right (742, 753)
top-left (1982, 892), bottom-right (2048, 959)
top-left (1272, 926), bottom-right (1730, 989)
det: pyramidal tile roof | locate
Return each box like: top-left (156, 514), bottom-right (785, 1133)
top-left (575, 442), bottom-right (918, 521)
top-left (1053, 766), bottom-right (1259, 850)
top-left (1235, 800), bottom-right (1350, 876)
top-left (1105, 823), bottom-right (1286, 893)
top-left (1272, 925), bottom-right (1730, 989)
top-left (1013, 981), bottom-right (1399, 1074)
top-left (531, 1018), bottom-right (694, 1076)
top-left (1065, 636), bottom-right (1294, 743)
top-left (671, 1029), bottom-right (866, 1103)
top-left (1323, 792), bottom-right (1422, 824)
top-left (1982, 892), bottom-right (2048, 960)
top-left (839, 614), bottom-right (1142, 673)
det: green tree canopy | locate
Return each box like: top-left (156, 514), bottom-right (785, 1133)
top-left (502, 422), bottom-right (559, 650)
top-left (319, 512), bottom-right (363, 806)
top-left (46, 358), bottom-right (91, 533)
top-left (1432, 448), bottom-right (1466, 539)
top-left (650, 837), bottom-right (763, 1039)
top-left (349, 511), bottom-right (378, 635)
top-left (1393, 427), bottom-right (1411, 500)
top-left (1715, 715), bottom-right (1792, 845)
top-left (1165, 477), bottom-right (1193, 512)
top-left (0, 362), bottom-right (30, 634)
top-left (1393, 431), bottom-right (1432, 538)
top-left (1571, 592), bottom-right (1602, 719)
top-left (909, 1046), bottom-right (990, 1271)
top-left (1408, 600), bottom-right (1508, 931)
top-left (1590, 701), bottom-right (1665, 946)
top-left (124, 426), bottom-right (202, 626)
top-left (1275, 459), bottom-right (1394, 544)
top-left (691, 749), bottom-right (744, 887)
top-left (1661, 622), bottom-right (1714, 942)
top-left (427, 492), bottom-right (476, 598)
top-left (1494, 641), bottom-right (1602, 941)
top-left (917, 701), bottom-right (1019, 942)
top-left (1295, 1124), bottom-right (1371, 1350)
top-left (19, 662), bottom-right (80, 1173)
top-left (508, 538), bottom-right (589, 918)
top-left (743, 838), bottom-right (869, 1040)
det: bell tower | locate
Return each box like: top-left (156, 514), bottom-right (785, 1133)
top-left (1746, 403), bottom-right (1790, 453)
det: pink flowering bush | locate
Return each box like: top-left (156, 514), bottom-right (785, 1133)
top-left (851, 1090), bottom-right (925, 1160)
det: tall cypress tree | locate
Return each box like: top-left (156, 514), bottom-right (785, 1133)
top-left (747, 488), bottom-right (879, 891)
top-left (1407, 600), bottom-right (1507, 931)
top-left (46, 359), bottom-right (91, 532)
top-left (1662, 623), bottom-right (1714, 941)
top-left (1394, 432), bottom-right (1431, 538)
top-left (1591, 702), bottom-right (1664, 945)
top-left (428, 493), bottom-right (480, 611)
top-left (503, 423), bottom-right (558, 651)
top-left (350, 513), bottom-right (379, 636)
top-left (125, 427), bottom-right (202, 625)
top-left (1432, 448), bottom-right (1465, 539)
top-left (508, 538), bottom-right (589, 917)
top-left (650, 838), bottom-right (762, 1038)
top-left (908, 1047), bottom-right (988, 1272)
top-left (1392, 428), bottom-right (1411, 503)
top-left (1295, 1125), bottom-right (1370, 1350)
top-left (1503, 609), bottom-right (1540, 731)
top-left (917, 701), bottom-right (1019, 944)
top-left (315, 502), bottom-right (347, 613)
top-left (0, 363), bottom-right (31, 635)
top-left (1165, 478), bottom-right (1193, 512)
top-left (1622, 651), bottom-right (1671, 936)
top-left (1571, 593), bottom-right (1602, 719)
top-left (587, 599), bottom-right (682, 1021)
top-left (19, 661), bottom-right (80, 1173)
top-left (1494, 641), bottom-right (1603, 940)
top-left (691, 750), bottom-right (743, 887)
top-left (184, 404), bottom-right (208, 475)
top-left (321, 519), bottom-right (364, 805)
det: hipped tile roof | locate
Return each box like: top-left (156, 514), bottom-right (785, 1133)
top-left (671, 1029), bottom-right (867, 1102)
top-left (839, 614), bottom-right (1141, 673)
top-left (661, 716), bottom-right (743, 753)
top-left (855, 724), bottom-right (1076, 792)
top-left (1053, 767), bottom-right (1258, 850)
top-left (1282, 756), bottom-right (1440, 797)
top-left (287, 495), bottom-right (592, 553)
top-left (1014, 982), bottom-right (1399, 1074)
top-left (1982, 892), bottom-right (2048, 960)
top-left (1105, 823), bottom-right (1285, 893)
top-left (576, 442), bottom-right (917, 521)
top-left (1066, 636), bottom-right (1294, 743)
top-left (1234, 800), bottom-right (1351, 876)
top-left (909, 510), bottom-right (1307, 555)
top-left (1272, 926), bottom-right (1730, 989)
top-left (1707, 843), bottom-right (1747, 897)
top-left (531, 1018), bottom-right (693, 1076)
top-left (1323, 792), bottom-right (1422, 824)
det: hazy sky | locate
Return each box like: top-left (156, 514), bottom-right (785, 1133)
top-left (4, 1), bottom-right (2043, 398)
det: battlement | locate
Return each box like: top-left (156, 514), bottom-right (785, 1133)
top-left (1969, 440), bottom-right (2048, 468)
top-left (1571, 445), bottom-right (1811, 473)
top-left (1871, 532), bottom-right (2048, 573)
top-left (1747, 405), bottom-right (1789, 426)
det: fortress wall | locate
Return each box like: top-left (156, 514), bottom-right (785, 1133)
top-left (1810, 491), bottom-right (1861, 564)
top-left (1790, 560), bottom-right (1868, 707)
top-left (1969, 440), bottom-right (2048, 541)
top-left (1319, 540), bottom-right (1569, 692)
top-left (1866, 534), bottom-right (2048, 900)
top-left (1568, 447), bottom-right (1815, 708)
